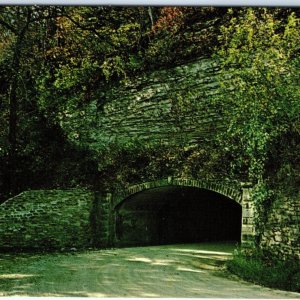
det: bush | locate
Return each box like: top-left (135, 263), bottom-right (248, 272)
top-left (227, 248), bottom-right (300, 292)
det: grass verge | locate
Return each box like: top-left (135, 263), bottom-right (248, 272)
top-left (226, 248), bottom-right (300, 293)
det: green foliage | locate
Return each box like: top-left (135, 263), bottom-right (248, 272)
top-left (216, 8), bottom-right (300, 183)
top-left (94, 139), bottom-right (232, 192)
top-left (227, 248), bottom-right (300, 292)
top-left (250, 182), bottom-right (274, 243)
top-left (251, 182), bottom-right (273, 210)
top-left (213, 9), bottom-right (300, 248)
top-left (1, 7), bottom-right (299, 208)
top-left (0, 6), bottom-right (233, 200)
top-left (38, 6), bottom-right (229, 123)
top-left (147, 7), bottom-right (228, 63)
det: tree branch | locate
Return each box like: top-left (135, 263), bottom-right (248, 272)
top-left (61, 13), bottom-right (114, 48)
top-left (0, 19), bottom-right (17, 34)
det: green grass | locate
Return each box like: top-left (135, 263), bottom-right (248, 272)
top-left (227, 248), bottom-right (300, 293)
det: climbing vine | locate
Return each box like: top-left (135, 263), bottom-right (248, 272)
top-left (214, 9), bottom-right (300, 233)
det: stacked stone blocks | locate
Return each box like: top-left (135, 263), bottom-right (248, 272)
top-left (260, 195), bottom-right (299, 260)
top-left (0, 189), bottom-right (93, 251)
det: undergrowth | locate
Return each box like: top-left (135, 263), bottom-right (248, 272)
top-left (227, 248), bottom-right (300, 293)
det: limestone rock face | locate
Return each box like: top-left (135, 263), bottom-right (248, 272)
top-left (62, 57), bottom-right (223, 150)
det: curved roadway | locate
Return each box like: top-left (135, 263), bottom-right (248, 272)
top-left (1, 243), bottom-right (299, 298)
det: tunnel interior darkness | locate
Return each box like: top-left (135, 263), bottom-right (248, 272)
top-left (115, 186), bottom-right (242, 247)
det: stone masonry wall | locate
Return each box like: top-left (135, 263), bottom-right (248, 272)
top-left (0, 189), bottom-right (94, 251)
top-left (260, 194), bottom-right (300, 260)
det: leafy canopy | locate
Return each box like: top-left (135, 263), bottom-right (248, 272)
top-left (216, 8), bottom-right (300, 182)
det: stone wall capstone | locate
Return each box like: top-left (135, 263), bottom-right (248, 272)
top-left (0, 189), bottom-right (94, 251)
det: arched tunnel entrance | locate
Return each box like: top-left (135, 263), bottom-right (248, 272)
top-left (114, 186), bottom-right (242, 247)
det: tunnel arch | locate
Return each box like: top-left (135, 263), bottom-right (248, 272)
top-left (113, 178), bottom-right (243, 210)
top-left (108, 178), bottom-right (253, 247)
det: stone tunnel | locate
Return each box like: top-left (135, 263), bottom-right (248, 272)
top-left (0, 178), bottom-right (255, 251)
top-left (95, 178), bottom-right (255, 249)
top-left (114, 186), bottom-right (242, 247)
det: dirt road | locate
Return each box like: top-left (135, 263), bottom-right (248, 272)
top-left (0, 242), bottom-right (299, 298)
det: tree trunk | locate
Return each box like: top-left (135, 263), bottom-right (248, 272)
top-left (7, 8), bottom-right (31, 194)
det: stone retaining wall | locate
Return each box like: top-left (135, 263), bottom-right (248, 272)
top-left (260, 194), bottom-right (300, 260)
top-left (0, 189), bottom-right (94, 251)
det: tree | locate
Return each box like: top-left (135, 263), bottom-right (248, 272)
top-left (0, 6), bottom-right (68, 198)
top-left (215, 8), bottom-right (300, 183)
top-left (0, 7), bottom-right (35, 193)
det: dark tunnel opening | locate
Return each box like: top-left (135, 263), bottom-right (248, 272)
top-left (115, 186), bottom-right (242, 247)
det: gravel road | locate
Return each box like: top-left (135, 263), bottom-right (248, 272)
top-left (1, 242), bottom-right (299, 298)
